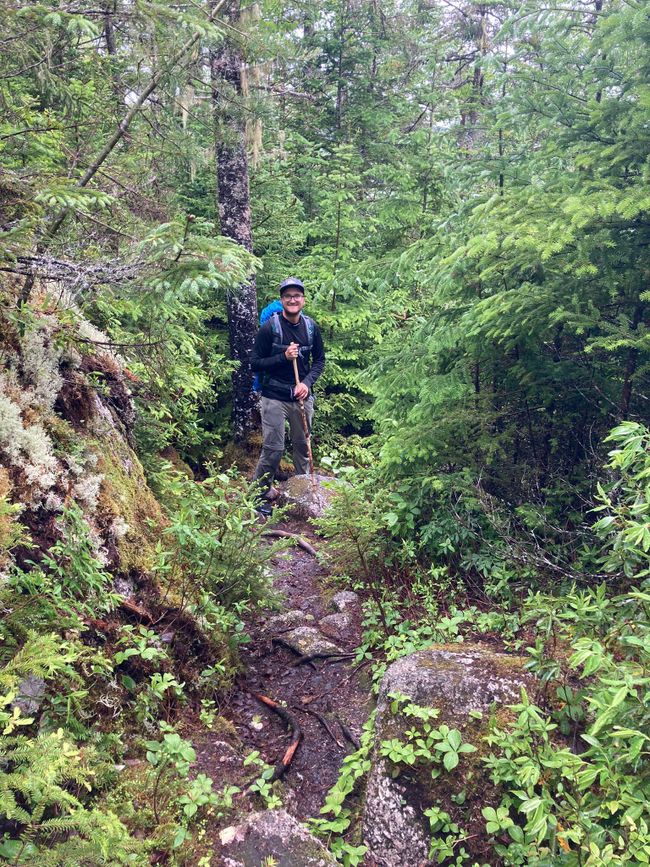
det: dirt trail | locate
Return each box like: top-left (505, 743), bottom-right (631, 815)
top-left (194, 517), bottom-right (374, 821)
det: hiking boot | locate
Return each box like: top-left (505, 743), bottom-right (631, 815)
top-left (265, 486), bottom-right (280, 502)
top-left (255, 502), bottom-right (273, 517)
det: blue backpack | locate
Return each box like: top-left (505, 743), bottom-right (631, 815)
top-left (252, 301), bottom-right (315, 392)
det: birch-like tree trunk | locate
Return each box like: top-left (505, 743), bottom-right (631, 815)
top-left (211, 1), bottom-right (259, 442)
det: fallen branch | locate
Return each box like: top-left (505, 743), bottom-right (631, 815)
top-left (262, 529), bottom-right (317, 556)
top-left (252, 693), bottom-right (302, 782)
top-left (293, 706), bottom-right (344, 749)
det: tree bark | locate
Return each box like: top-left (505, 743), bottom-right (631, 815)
top-left (211, 0), bottom-right (259, 442)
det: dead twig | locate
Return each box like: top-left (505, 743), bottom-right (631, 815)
top-left (251, 693), bottom-right (302, 782)
top-left (301, 659), bottom-right (372, 705)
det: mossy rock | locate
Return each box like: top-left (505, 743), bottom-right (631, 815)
top-left (92, 432), bottom-right (165, 576)
top-left (282, 474), bottom-right (334, 519)
top-left (363, 644), bottom-right (535, 867)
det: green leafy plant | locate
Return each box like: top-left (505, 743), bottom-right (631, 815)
top-left (309, 712), bottom-right (375, 865)
top-left (242, 750), bottom-right (283, 810)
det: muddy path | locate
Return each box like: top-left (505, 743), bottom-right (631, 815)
top-left (194, 517), bottom-right (374, 822)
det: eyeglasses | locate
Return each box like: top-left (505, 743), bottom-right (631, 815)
top-left (283, 294), bottom-right (304, 301)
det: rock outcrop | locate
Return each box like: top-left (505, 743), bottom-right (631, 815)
top-left (363, 645), bottom-right (534, 867)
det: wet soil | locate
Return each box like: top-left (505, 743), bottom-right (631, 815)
top-left (193, 518), bottom-right (374, 822)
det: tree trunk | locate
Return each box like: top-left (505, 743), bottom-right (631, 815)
top-left (619, 301), bottom-right (644, 416)
top-left (211, 1), bottom-right (259, 442)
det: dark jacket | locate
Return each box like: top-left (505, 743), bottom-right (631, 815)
top-left (251, 313), bottom-right (325, 401)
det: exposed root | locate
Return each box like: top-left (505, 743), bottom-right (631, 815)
top-left (263, 529), bottom-right (317, 556)
top-left (119, 597), bottom-right (153, 623)
top-left (251, 692), bottom-right (303, 782)
top-left (294, 705), bottom-right (344, 749)
top-left (272, 637), bottom-right (318, 669)
top-left (336, 716), bottom-right (360, 750)
top-left (292, 651), bottom-right (356, 668)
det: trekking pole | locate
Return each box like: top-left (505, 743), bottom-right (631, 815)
top-left (292, 357), bottom-right (316, 485)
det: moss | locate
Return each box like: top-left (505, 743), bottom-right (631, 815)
top-left (44, 413), bottom-right (84, 458)
top-left (93, 435), bottom-right (166, 575)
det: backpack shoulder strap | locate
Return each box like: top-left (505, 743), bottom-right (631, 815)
top-left (302, 314), bottom-right (315, 349)
top-left (270, 312), bottom-right (283, 344)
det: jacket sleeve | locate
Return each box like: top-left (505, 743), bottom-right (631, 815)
top-left (303, 325), bottom-right (325, 389)
top-left (250, 322), bottom-right (287, 372)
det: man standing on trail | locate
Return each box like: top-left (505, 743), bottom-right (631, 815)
top-left (251, 277), bottom-right (325, 510)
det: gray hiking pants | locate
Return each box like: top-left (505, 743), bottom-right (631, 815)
top-left (252, 396), bottom-right (314, 494)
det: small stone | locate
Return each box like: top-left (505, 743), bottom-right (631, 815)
top-left (220, 825), bottom-right (243, 846)
top-left (113, 576), bottom-right (137, 599)
top-left (14, 675), bottom-right (46, 716)
top-left (281, 626), bottom-right (343, 657)
top-left (213, 741), bottom-right (238, 763)
top-left (331, 590), bottom-right (359, 612)
top-left (318, 612), bottom-right (352, 641)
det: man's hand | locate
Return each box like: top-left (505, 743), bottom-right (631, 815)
top-left (293, 382), bottom-right (309, 401)
top-left (284, 342), bottom-right (300, 360)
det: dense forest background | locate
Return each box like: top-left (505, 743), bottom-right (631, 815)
top-left (0, 0), bottom-right (648, 864)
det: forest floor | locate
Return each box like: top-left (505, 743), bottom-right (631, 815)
top-left (191, 514), bottom-right (374, 836)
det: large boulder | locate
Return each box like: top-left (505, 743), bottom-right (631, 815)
top-left (219, 809), bottom-right (336, 866)
top-left (363, 645), bottom-right (535, 867)
top-left (282, 474), bottom-right (334, 519)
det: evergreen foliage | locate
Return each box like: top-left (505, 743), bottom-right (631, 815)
top-left (1, 0), bottom-right (649, 862)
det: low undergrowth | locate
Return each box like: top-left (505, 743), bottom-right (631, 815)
top-left (311, 422), bottom-right (650, 866)
top-left (0, 463), bottom-right (285, 864)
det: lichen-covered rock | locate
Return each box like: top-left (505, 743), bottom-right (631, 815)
top-left (282, 474), bottom-right (334, 519)
top-left (0, 305), bottom-right (165, 579)
top-left (318, 612), bottom-right (352, 641)
top-left (363, 645), bottom-right (533, 867)
top-left (331, 590), bottom-right (359, 612)
top-left (219, 809), bottom-right (336, 866)
top-left (281, 626), bottom-right (343, 657)
top-left (266, 609), bottom-right (308, 634)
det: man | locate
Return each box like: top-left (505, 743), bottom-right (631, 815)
top-left (251, 277), bottom-right (325, 508)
